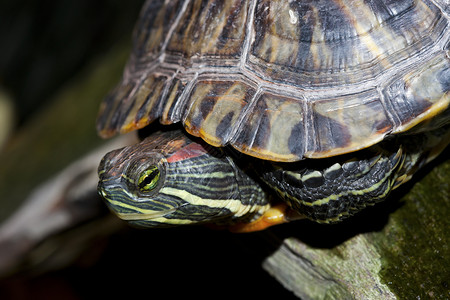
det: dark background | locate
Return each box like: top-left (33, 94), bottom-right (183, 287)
top-left (0, 0), bottom-right (141, 127)
top-left (0, 1), bottom-right (297, 298)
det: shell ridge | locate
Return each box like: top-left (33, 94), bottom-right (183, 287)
top-left (177, 72), bottom-right (199, 124)
top-left (151, 71), bottom-right (178, 123)
top-left (430, 0), bottom-right (450, 18)
top-left (302, 97), bottom-right (313, 160)
top-left (159, 0), bottom-right (191, 60)
top-left (239, 0), bottom-right (257, 69)
top-left (376, 85), bottom-right (400, 131)
top-left (228, 85), bottom-right (263, 147)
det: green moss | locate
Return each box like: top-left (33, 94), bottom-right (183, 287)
top-left (378, 158), bottom-right (450, 298)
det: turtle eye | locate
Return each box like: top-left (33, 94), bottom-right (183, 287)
top-left (137, 165), bottom-right (160, 192)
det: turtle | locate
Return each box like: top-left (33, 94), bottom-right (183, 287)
top-left (96, 0), bottom-right (450, 232)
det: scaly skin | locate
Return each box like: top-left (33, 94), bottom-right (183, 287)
top-left (98, 125), bottom-right (449, 231)
top-left (98, 130), bottom-right (270, 228)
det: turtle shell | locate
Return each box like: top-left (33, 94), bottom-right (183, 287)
top-left (97, 0), bottom-right (450, 162)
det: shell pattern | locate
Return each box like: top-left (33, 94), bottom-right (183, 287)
top-left (97, 0), bottom-right (450, 162)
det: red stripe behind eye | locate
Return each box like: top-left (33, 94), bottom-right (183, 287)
top-left (167, 142), bottom-right (208, 163)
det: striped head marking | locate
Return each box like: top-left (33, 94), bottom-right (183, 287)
top-left (97, 130), bottom-right (258, 228)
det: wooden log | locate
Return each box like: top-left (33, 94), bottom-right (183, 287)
top-left (262, 154), bottom-right (450, 299)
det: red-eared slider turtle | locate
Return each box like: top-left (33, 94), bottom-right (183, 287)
top-left (97, 0), bottom-right (450, 232)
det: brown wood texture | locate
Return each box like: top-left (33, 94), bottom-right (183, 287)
top-left (262, 154), bottom-right (450, 299)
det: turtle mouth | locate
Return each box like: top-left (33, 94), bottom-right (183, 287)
top-left (115, 207), bottom-right (178, 221)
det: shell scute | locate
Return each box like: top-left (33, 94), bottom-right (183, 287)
top-left (308, 90), bottom-right (393, 157)
top-left (166, 0), bottom-right (249, 63)
top-left (183, 78), bottom-right (257, 147)
top-left (160, 77), bottom-right (187, 125)
top-left (127, 74), bottom-right (168, 131)
top-left (97, 82), bottom-right (134, 138)
top-left (132, 0), bottom-right (184, 65)
top-left (385, 53), bottom-right (450, 133)
top-left (98, 74), bottom-right (169, 138)
top-left (231, 92), bottom-right (306, 162)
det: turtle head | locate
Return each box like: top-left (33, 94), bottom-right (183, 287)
top-left (97, 130), bottom-right (267, 228)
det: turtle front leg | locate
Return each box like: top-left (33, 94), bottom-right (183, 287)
top-left (228, 203), bottom-right (294, 233)
top-left (227, 198), bottom-right (309, 232)
top-left (259, 145), bottom-right (406, 224)
top-left (258, 126), bottom-right (450, 224)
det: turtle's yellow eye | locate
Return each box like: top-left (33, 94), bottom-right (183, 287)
top-left (138, 165), bottom-right (160, 192)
